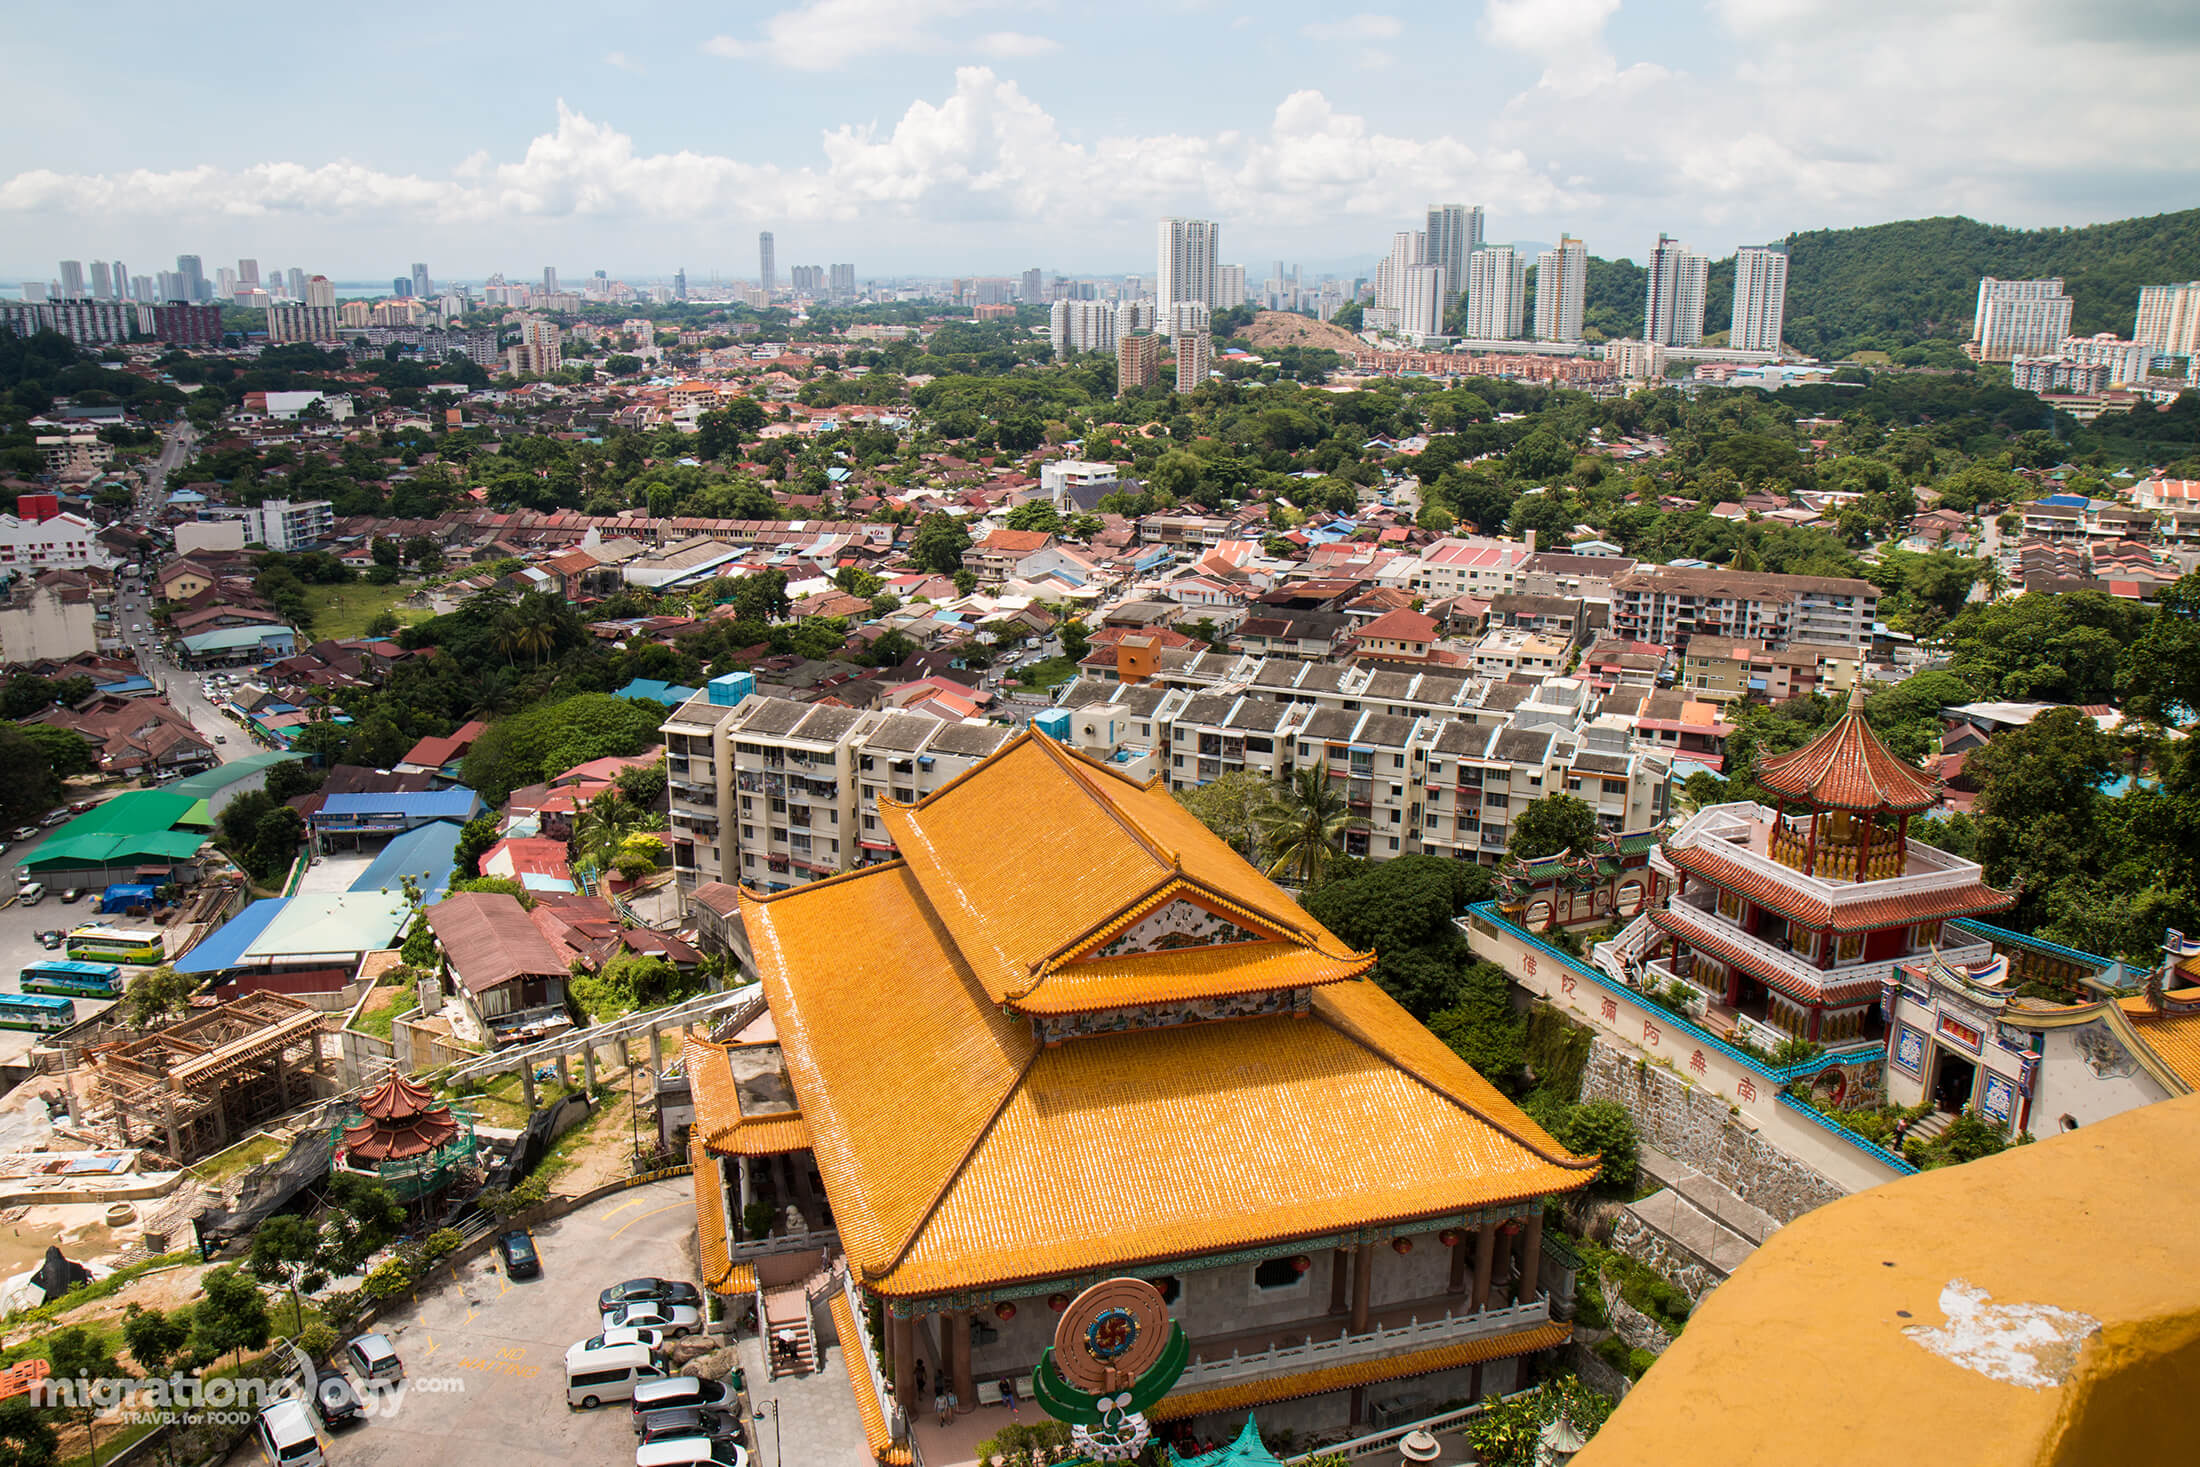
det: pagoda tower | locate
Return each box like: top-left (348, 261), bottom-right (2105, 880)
top-left (1637, 687), bottom-right (2015, 1051)
top-left (334, 1070), bottom-right (472, 1203)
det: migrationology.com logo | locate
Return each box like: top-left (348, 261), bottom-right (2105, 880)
top-left (30, 1340), bottom-right (465, 1426)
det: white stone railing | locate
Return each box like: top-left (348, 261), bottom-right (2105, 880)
top-left (1593, 914), bottom-right (1657, 987)
top-left (1667, 802), bottom-right (1994, 917)
top-left (730, 1227), bottom-right (840, 1262)
top-left (1178, 1295), bottom-right (1550, 1390)
top-left (1285, 1396), bottom-right (1522, 1463)
top-left (1655, 901), bottom-right (1996, 1006)
top-left (1640, 959), bottom-right (1714, 1017)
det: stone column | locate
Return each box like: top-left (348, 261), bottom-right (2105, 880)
top-left (582, 1044), bottom-right (597, 1090)
top-left (949, 1312), bottom-right (974, 1415)
top-left (555, 1053), bottom-right (569, 1089)
top-left (1471, 1225), bottom-right (1497, 1311)
top-left (520, 1065), bottom-right (536, 1111)
top-left (1328, 1248), bottom-right (1350, 1315)
top-left (1350, 1242), bottom-right (1374, 1333)
top-left (648, 1025), bottom-right (663, 1075)
top-left (890, 1314), bottom-right (915, 1413)
top-left (737, 1155), bottom-right (753, 1210)
top-left (1448, 1232), bottom-right (1469, 1295)
top-left (1516, 1212), bottom-right (1543, 1307)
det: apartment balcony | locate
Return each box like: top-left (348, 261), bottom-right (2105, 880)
top-left (669, 777), bottom-right (719, 804)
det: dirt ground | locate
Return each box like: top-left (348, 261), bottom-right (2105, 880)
top-left (1241, 310), bottom-right (1367, 353)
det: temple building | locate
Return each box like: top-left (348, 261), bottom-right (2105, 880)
top-left (1636, 687), bottom-right (2017, 1054)
top-left (692, 732), bottom-right (1597, 1462)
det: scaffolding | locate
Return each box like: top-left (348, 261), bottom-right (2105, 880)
top-left (83, 993), bottom-right (334, 1163)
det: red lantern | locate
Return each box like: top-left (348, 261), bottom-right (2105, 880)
top-left (994, 1301), bottom-right (1017, 1321)
top-left (1499, 1219), bottom-right (1522, 1238)
top-left (1290, 1255), bottom-right (1311, 1274)
top-left (1438, 1229), bottom-right (1462, 1248)
top-left (1392, 1236), bottom-right (1414, 1255)
top-left (1048, 1293), bottom-right (1070, 1312)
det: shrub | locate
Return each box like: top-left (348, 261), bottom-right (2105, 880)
top-left (741, 1201), bottom-right (776, 1240)
top-left (420, 1228), bottom-right (465, 1264)
top-left (360, 1259), bottom-right (413, 1301)
top-left (295, 1322), bottom-right (338, 1359)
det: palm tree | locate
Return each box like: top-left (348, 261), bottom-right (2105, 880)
top-left (573, 792), bottom-right (663, 876)
top-left (469, 666), bottom-right (521, 719)
top-left (1254, 762), bottom-right (1368, 887)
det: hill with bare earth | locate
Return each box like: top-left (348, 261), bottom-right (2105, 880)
top-left (1241, 311), bottom-right (1365, 354)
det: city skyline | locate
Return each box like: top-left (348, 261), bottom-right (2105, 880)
top-left (4, 2), bottom-right (2196, 278)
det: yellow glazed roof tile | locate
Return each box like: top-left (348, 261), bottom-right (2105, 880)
top-left (742, 862), bottom-right (1037, 1283)
top-left (692, 1138), bottom-right (737, 1291)
top-left (2123, 1004), bottom-right (2200, 1089)
top-left (887, 987), bottom-right (1594, 1296)
top-left (1148, 1321), bottom-right (1573, 1422)
top-left (705, 1112), bottom-right (814, 1158)
top-left (1012, 939), bottom-right (1372, 1016)
top-left (689, 1032), bottom-right (813, 1156)
top-left (880, 733), bottom-right (1361, 1008)
top-left (827, 1287), bottom-right (895, 1458)
top-left (742, 738), bottom-right (1597, 1301)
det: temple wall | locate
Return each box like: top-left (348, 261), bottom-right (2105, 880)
top-left (1579, 1037), bottom-right (1847, 1225)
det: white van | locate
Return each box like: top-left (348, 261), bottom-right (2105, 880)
top-left (566, 1340), bottom-right (667, 1409)
top-left (19, 884), bottom-right (43, 906)
top-left (255, 1399), bottom-right (326, 1467)
top-left (635, 1439), bottom-right (747, 1467)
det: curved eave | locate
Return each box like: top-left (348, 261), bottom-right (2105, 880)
top-left (1661, 842), bottom-right (2016, 934)
top-left (1649, 911), bottom-right (1885, 1007)
top-left (1006, 946), bottom-right (1377, 1018)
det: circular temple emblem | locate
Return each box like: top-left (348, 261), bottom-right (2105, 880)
top-left (1051, 1278), bottom-right (1170, 1392)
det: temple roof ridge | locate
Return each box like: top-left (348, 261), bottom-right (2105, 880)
top-left (1755, 696), bottom-right (1941, 814)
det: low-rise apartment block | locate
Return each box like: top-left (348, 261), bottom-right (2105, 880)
top-left (1679, 636), bottom-right (1861, 705)
top-left (661, 676), bottom-right (1011, 900)
top-left (1610, 566), bottom-right (1878, 649)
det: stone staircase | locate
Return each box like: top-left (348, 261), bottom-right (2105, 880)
top-left (1908, 1109), bottom-right (1956, 1146)
top-left (764, 1283), bottom-right (818, 1377)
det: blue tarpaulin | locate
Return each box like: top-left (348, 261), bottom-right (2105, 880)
top-left (98, 883), bottom-right (157, 914)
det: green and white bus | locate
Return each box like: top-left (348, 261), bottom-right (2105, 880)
top-left (19, 961), bottom-right (123, 999)
top-left (63, 927), bottom-right (165, 965)
top-left (0, 993), bottom-right (78, 1032)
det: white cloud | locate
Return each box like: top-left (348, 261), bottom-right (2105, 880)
top-left (603, 50), bottom-right (642, 72)
top-left (0, 72), bottom-right (1575, 249)
top-left (1302, 13), bottom-right (1403, 43)
top-left (704, 0), bottom-right (1017, 71)
top-left (975, 30), bottom-right (1059, 58)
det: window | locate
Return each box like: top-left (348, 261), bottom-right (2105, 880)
top-left (1253, 1258), bottom-right (1302, 1291)
top-left (1393, 754), bottom-right (1405, 768)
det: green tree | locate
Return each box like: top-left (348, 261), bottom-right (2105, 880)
top-left (572, 791), bottom-right (663, 876)
top-left (0, 726), bottom-right (64, 825)
top-left (1004, 501), bottom-right (1062, 534)
top-left (248, 1213), bottom-right (333, 1334)
top-left (16, 724), bottom-right (94, 779)
top-left (1172, 770), bottom-right (1275, 864)
top-left (1426, 960), bottom-right (1528, 1087)
top-left (120, 1303), bottom-right (189, 1377)
top-left (1507, 793), bottom-right (1600, 863)
top-left (0, 1395), bottom-right (57, 1467)
top-left (191, 1266), bottom-right (271, 1368)
top-left (43, 1328), bottom-right (116, 1467)
top-left (263, 758), bottom-right (323, 805)
top-left (1058, 620), bottom-right (1090, 662)
top-left (1253, 763), bottom-right (1367, 887)
top-left (909, 512), bottom-right (973, 574)
top-left (122, 967), bottom-right (196, 1028)
top-left (322, 1175), bottom-right (406, 1267)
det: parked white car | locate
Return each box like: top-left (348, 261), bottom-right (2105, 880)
top-left (580, 1325), bottom-right (669, 1354)
top-left (600, 1301), bottom-right (702, 1338)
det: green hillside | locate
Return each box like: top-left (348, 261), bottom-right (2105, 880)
top-left (1781, 209), bottom-right (2200, 362)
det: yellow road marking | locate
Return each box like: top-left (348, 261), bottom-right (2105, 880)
top-left (609, 1201), bottom-right (689, 1238)
top-left (602, 1194), bottom-right (653, 1218)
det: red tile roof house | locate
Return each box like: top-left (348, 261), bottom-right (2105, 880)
top-left (423, 890), bottom-right (573, 1049)
top-left (395, 719), bottom-right (488, 780)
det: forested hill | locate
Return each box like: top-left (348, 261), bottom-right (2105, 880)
top-left (1781, 209), bottom-right (2200, 362)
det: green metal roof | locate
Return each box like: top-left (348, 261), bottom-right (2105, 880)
top-left (163, 751), bottom-right (309, 799)
top-left (18, 789), bottom-right (212, 871)
top-left (178, 798), bottom-right (213, 828)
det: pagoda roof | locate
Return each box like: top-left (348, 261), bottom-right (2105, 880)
top-left (340, 1072), bottom-right (457, 1163)
top-left (1170, 1414), bottom-right (1284, 1467)
top-left (741, 742), bottom-right (1595, 1300)
top-left (1661, 840), bottom-right (2014, 934)
top-left (1756, 690), bottom-right (1941, 815)
top-left (688, 1032), bottom-right (813, 1158)
top-left (875, 731), bottom-right (1372, 1013)
top-left (1650, 910), bottom-right (1887, 1008)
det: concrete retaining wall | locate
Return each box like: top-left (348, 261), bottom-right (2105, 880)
top-left (1578, 1038), bottom-right (1847, 1225)
top-left (1607, 1209), bottom-right (1721, 1304)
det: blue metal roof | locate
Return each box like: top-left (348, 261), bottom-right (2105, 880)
top-left (351, 819), bottom-right (467, 903)
top-left (173, 898), bottom-right (287, 975)
top-left (615, 678), bottom-right (700, 707)
top-left (317, 789), bottom-right (485, 819)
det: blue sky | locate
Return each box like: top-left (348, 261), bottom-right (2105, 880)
top-left (4, 0), bottom-right (2197, 283)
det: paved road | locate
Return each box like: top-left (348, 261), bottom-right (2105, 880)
top-left (225, 1178), bottom-right (721, 1467)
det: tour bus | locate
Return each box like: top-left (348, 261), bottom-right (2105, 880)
top-left (0, 993), bottom-right (78, 1033)
top-left (63, 926), bottom-right (165, 965)
top-left (18, 960), bottom-right (122, 999)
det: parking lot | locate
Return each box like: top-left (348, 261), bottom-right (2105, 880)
top-left (228, 1176), bottom-right (709, 1467)
top-left (0, 862), bottom-right (119, 1070)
